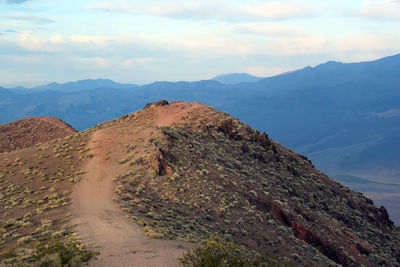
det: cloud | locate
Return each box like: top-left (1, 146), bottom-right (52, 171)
top-left (2, 14), bottom-right (55, 24)
top-left (90, 1), bottom-right (314, 21)
top-left (121, 57), bottom-right (163, 68)
top-left (49, 35), bottom-right (64, 43)
top-left (73, 57), bottom-right (109, 69)
top-left (333, 35), bottom-right (400, 53)
top-left (2, 0), bottom-right (29, 4)
top-left (1, 54), bottom-right (45, 65)
top-left (373, 109), bottom-right (400, 118)
top-left (16, 31), bottom-right (62, 52)
top-left (360, 0), bottom-right (400, 20)
top-left (70, 35), bottom-right (112, 44)
top-left (223, 22), bottom-right (301, 37)
top-left (266, 36), bottom-right (328, 56)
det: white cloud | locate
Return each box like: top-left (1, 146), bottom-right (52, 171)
top-left (1, 54), bottom-right (44, 64)
top-left (373, 109), bottom-right (400, 118)
top-left (265, 34), bottom-right (400, 57)
top-left (360, 0), bottom-right (400, 20)
top-left (267, 36), bottom-right (328, 56)
top-left (121, 57), bottom-right (163, 68)
top-left (1, 14), bottom-right (55, 24)
top-left (16, 31), bottom-right (62, 52)
top-left (90, 1), bottom-right (314, 21)
top-left (50, 35), bottom-right (64, 43)
top-left (15, 33), bottom-right (115, 52)
top-left (333, 35), bottom-right (400, 53)
top-left (70, 35), bottom-right (111, 44)
top-left (2, 0), bottom-right (30, 4)
top-left (73, 57), bottom-right (109, 69)
top-left (223, 22), bottom-right (301, 36)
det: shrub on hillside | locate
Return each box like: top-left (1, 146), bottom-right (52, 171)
top-left (33, 238), bottom-right (97, 267)
top-left (179, 239), bottom-right (289, 267)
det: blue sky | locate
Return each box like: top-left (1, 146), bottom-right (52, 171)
top-left (1, 0), bottom-right (400, 86)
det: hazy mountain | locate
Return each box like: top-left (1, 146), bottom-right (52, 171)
top-left (212, 73), bottom-right (262, 84)
top-left (19, 79), bottom-right (137, 93)
top-left (333, 174), bottom-right (400, 193)
top-left (234, 54), bottom-right (400, 183)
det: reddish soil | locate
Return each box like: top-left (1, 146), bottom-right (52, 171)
top-left (152, 101), bottom-right (203, 127)
top-left (0, 117), bottom-right (76, 153)
top-left (70, 126), bottom-right (192, 267)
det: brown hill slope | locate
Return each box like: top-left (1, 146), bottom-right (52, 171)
top-left (74, 100), bottom-right (398, 266)
top-left (0, 117), bottom-right (77, 153)
top-left (1, 101), bottom-right (399, 266)
top-left (0, 129), bottom-right (94, 265)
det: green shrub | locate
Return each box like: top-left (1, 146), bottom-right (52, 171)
top-left (37, 253), bottom-right (62, 267)
top-left (33, 238), bottom-right (97, 266)
top-left (179, 239), bottom-right (288, 267)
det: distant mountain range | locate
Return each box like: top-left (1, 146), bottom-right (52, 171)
top-left (11, 78), bottom-right (136, 93)
top-left (1, 54), bottom-right (399, 189)
top-left (212, 73), bottom-right (262, 84)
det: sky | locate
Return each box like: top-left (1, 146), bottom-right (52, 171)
top-left (1, 0), bottom-right (400, 86)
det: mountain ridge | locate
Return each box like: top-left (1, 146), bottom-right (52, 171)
top-left (1, 100), bottom-right (400, 266)
top-left (212, 73), bottom-right (262, 84)
top-left (10, 79), bottom-right (137, 93)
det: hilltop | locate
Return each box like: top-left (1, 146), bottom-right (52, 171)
top-left (0, 117), bottom-right (77, 153)
top-left (0, 101), bottom-right (399, 266)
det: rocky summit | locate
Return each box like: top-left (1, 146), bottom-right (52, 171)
top-left (0, 101), bottom-right (399, 266)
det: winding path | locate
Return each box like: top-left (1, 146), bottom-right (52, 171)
top-left (70, 128), bottom-right (192, 267)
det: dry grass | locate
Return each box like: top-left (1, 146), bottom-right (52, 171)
top-left (0, 129), bottom-right (95, 265)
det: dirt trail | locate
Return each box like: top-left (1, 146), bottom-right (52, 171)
top-left (70, 128), bottom-right (192, 267)
top-left (153, 102), bottom-right (202, 126)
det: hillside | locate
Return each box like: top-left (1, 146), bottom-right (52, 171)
top-left (0, 117), bottom-right (77, 153)
top-left (0, 124), bottom-right (94, 265)
top-left (2, 101), bottom-right (399, 266)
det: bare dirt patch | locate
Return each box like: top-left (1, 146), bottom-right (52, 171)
top-left (70, 127), bottom-right (192, 267)
top-left (153, 102), bottom-right (203, 127)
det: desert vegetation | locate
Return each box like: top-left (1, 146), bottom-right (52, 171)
top-left (179, 238), bottom-right (290, 267)
top-left (107, 102), bottom-right (400, 266)
top-left (0, 129), bottom-right (97, 265)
